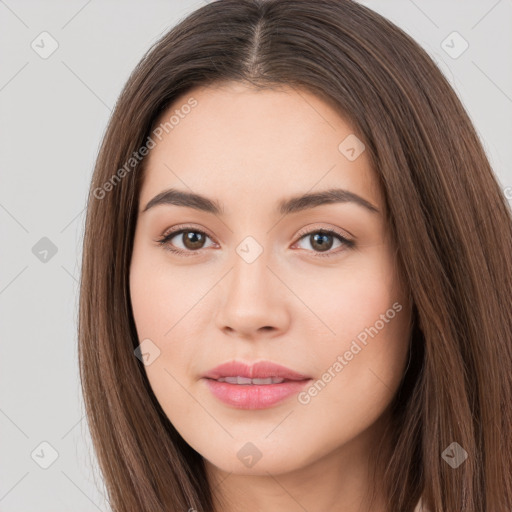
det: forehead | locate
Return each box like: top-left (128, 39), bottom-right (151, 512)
top-left (140, 82), bottom-right (382, 213)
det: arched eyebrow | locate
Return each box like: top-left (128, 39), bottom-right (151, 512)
top-left (141, 187), bottom-right (379, 216)
top-left (278, 188), bottom-right (379, 215)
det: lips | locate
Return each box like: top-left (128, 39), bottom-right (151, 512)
top-left (202, 360), bottom-right (312, 409)
top-left (202, 360), bottom-right (311, 382)
top-left (216, 376), bottom-right (286, 385)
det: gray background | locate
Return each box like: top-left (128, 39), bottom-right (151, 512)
top-left (1, 1), bottom-right (511, 510)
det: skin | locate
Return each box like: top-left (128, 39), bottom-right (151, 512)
top-left (129, 82), bottom-right (413, 512)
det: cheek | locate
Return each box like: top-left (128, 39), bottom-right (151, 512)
top-left (298, 245), bottom-right (403, 343)
top-left (129, 242), bottom-right (206, 339)
top-left (129, 242), bottom-right (211, 389)
top-left (130, 268), bottom-right (169, 338)
top-left (129, 253), bottom-right (199, 418)
top-left (303, 247), bottom-right (411, 409)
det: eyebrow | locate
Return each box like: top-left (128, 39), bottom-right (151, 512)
top-left (141, 187), bottom-right (379, 216)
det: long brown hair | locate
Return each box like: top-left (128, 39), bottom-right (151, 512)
top-left (78, 1), bottom-right (512, 510)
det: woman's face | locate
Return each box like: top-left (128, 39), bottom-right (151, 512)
top-left (129, 82), bottom-right (412, 477)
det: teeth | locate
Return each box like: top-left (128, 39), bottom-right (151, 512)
top-left (226, 376), bottom-right (252, 385)
top-left (217, 376), bottom-right (286, 385)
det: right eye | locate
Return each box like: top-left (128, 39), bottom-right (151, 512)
top-left (157, 226), bottom-right (217, 256)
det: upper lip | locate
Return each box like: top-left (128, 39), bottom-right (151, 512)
top-left (203, 360), bottom-right (311, 381)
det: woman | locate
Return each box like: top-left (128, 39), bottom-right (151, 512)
top-left (78, 1), bottom-right (512, 511)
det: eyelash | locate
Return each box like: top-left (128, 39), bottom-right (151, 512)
top-left (156, 224), bottom-right (355, 258)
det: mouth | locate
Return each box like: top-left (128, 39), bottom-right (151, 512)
top-left (202, 360), bottom-right (312, 382)
top-left (203, 377), bottom-right (312, 410)
top-left (211, 376), bottom-right (291, 385)
top-left (202, 360), bottom-right (313, 409)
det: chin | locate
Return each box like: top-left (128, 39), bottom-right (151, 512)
top-left (202, 445), bottom-right (309, 477)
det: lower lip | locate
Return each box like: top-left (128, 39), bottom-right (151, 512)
top-left (203, 378), bottom-right (312, 409)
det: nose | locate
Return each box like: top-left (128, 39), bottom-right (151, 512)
top-left (214, 247), bottom-right (291, 340)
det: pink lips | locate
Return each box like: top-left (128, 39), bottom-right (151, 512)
top-left (202, 360), bottom-right (312, 410)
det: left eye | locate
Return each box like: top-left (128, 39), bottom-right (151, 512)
top-left (157, 227), bottom-right (355, 257)
top-left (293, 229), bottom-right (354, 256)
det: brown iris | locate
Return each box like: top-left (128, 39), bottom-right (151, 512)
top-left (309, 232), bottom-right (334, 252)
top-left (181, 230), bottom-right (206, 250)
